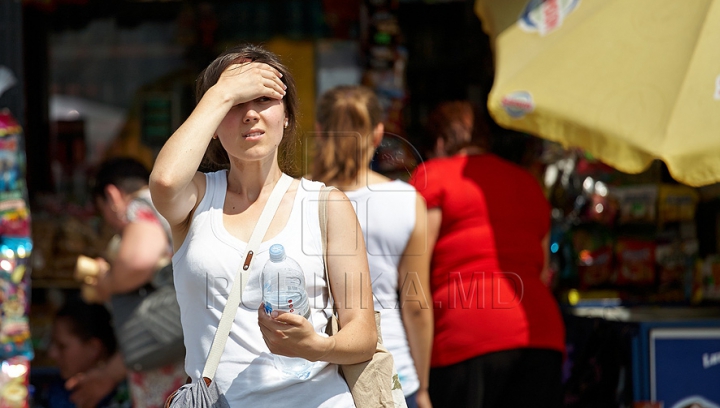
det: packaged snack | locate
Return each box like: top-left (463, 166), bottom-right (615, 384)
top-left (570, 227), bottom-right (615, 289)
top-left (700, 255), bottom-right (720, 301)
top-left (0, 237), bottom-right (33, 361)
top-left (655, 240), bottom-right (697, 301)
top-left (0, 112), bottom-right (27, 204)
top-left (615, 239), bottom-right (655, 286)
top-left (657, 184), bottom-right (699, 224)
top-left (577, 246), bottom-right (614, 290)
top-left (609, 185), bottom-right (658, 224)
top-left (0, 356), bottom-right (29, 408)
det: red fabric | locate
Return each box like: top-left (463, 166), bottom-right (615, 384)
top-left (410, 154), bottom-right (565, 368)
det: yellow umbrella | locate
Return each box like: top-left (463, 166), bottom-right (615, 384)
top-left (475, 0), bottom-right (720, 187)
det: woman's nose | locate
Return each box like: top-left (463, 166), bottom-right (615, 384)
top-left (243, 108), bottom-right (259, 123)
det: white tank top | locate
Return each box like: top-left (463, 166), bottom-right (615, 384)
top-left (173, 171), bottom-right (354, 407)
top-left (344, 179), bottom-right (420, 396)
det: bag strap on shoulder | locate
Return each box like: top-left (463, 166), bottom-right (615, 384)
top-left (202, 173), bottom-right (294, 381)
top-left (318, 185), bottom-right (337, 306)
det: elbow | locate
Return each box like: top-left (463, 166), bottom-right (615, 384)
top-left (149, 170), bottom-right (171, 193)
top-left (403, 305), bottom-right (434, 327)
top-left (358, 318), bottom-right (378, 361)
top-left (360, 331), bottom-right (377, 361)
top-left (149, 170), bottom-right (180, 200)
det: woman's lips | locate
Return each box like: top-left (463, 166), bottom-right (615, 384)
top-left (243, 130), bottom-right (264, 141)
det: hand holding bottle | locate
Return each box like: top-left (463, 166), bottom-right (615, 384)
top-left (257, 243), bottom-right (329, 379)
top-left (257, 303), bottom-right (332, 362)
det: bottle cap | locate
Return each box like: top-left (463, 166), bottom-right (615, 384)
top-left (269, 244), bottom-right (286, 262)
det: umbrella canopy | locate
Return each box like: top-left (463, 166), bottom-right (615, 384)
top-left (475, 0), bottom-right (720, 186)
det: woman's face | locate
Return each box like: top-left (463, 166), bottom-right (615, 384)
top-left (215, 96), bottom-right (287, 165)
top-left (48, 318), bottom-right (102, 379)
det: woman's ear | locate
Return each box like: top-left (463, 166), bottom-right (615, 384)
top-left (372, 123), bottom-right (384, 148)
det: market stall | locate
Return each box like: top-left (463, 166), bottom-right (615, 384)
top-left (0, 69), bottom-right (34, 408)
top-left (474, 1), bottom-right (720, 405)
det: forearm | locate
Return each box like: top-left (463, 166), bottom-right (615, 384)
top-left (101, 222), bottom-right (166, 295)
top-left (101, 263), bottom-right (154, 295)
top-left (403, 306), bottom-right (433, 392)
top-left (150, 86), bottom-right (231, 196)
top-left (104, 352), bottom-right (128, 383)
top-left (315, 310), bottom-right (377, 365)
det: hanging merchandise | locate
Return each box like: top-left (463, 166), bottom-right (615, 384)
top-left (542, 142), bottom-right (707, 306)
top-left (0, 68), bottom-right (32, 408)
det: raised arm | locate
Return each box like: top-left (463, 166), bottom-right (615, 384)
top-left (399, 193), bottom-right (434, 408)
top-left (149, 62), bottom-right (286, 238)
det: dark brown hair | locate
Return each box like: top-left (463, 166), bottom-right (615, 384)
top-left (195, 44), bottom-right (299, 174)
top-left (90, 157), bottom-right (149, 201)
top-left (426, 100), bottom-right (489, 157)
top-left (311, 85), bottom-right (383, 185)
top-left (56, 298), bottom-right (117, 356)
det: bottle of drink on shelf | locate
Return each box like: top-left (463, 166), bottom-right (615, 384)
top-left (261, 243), bottom-right (313, 379)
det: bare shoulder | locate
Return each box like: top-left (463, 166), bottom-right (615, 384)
top-left (325, 189), bottom-right (356, 222)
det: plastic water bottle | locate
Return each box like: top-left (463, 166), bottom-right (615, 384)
top-left (261, 243), bottom-right (313, 379)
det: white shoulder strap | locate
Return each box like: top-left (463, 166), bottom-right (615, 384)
top-left (202, 173), bottom-right (294, 381)
top-left (318, 185), bottom-right (337, 303)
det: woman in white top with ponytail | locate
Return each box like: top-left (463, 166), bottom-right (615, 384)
top-left (310, 85), bottom-right (434, 408)
top-left (149, 44), bottom-right (377, 407)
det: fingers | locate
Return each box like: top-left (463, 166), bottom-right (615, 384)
top-left (261, 77), bottom-right (287, 99)
top-left (64, 373), bottom-right (83, 391)
top-left (227, 61), bottom-right (282, 79)
top-left (221, 62), bottom-right (286, 102)
top-left (272, 311), bottom-right (304, 326)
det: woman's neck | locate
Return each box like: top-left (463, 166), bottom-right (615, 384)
top-left (456, 145), bottom-right (485, 156)
top-left (330, 168), bottom-right (390, 192)
top-left (226, 159), bottom-right (283, 202)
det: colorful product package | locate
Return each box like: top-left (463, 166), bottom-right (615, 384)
top-left (577, 246), bottom-right (614, 290)
top-left (655, 240), bottom-right (698, 301)
top-left (700, 255), bottom-right (720, 301)
top-left (0, 110), bottom-right (30, 239)
top-left (657, 184), bottom-right (699, 225)
top-left (570, 227), bottom-right (615, 289)
top-left (609, 184), bottom-right (658, 224)
top-left (0, 237), bottom-right (33, 362)
top-left (0, 356), bottom-right (29, 408)
top-left (614, 239), bottom-right (656, 286)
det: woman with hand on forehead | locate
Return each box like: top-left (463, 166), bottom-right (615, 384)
top-left (149, 44), bottom-right (377, 406)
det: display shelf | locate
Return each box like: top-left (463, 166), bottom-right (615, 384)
top-left (568, 305), bottom-right (720, 322)
top-left (30, 278), bottom-right (80, 289)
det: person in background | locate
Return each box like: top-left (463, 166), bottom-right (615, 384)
top-left (76, 157), bottom-right (187, 408)
top-left (310, 85), bottom-right (433, 408)
top-left (409, 100), bottom-right (566, 408)
top-left (45, 298), bottom-right (130, 408)
top-left (149, 44), bottom-right (377, 406)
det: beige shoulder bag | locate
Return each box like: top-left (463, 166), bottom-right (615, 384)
top-left (318, 186), bottom-right (407, 408)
